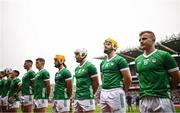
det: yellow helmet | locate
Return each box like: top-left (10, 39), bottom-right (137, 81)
top-left (105, 37), bottom-right (119, 49)
top-left (54, 55), bottom-right (65, 63)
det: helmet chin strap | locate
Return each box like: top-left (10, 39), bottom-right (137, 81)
top-left (79, 55), bottom-right (87, 62)
top-left (55, 62), bottom-right (63, 68)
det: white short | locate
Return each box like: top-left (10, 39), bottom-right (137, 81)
top-left (140, 96), bottom-right (175, 113)
top-left (74, 99), bottom-right (95, 112)
top-left (33, 99), bottom-right (48, 109)
top-left (52, 100), bottom-right (70, 113)
top-left (100, 88), bottom-right (126, 113)
top-left (21, 95), bottom-right (34, 106)
top-left (8, 101), bottom-right (20, 109)
top-left (1, 96), bottom-right (8, 106)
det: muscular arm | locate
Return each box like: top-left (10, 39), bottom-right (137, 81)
top-left (45, 80), bottom-right (51, 97)
top-left (91, 75), bottom-right (99, 94)
top-left (121, 69), bottom-right (132, 93)
top-left (66, 79), bottom-right (73, 98)
top-left (169, 70), bottom-right (180, 89)
top-left (15, 83), bottom-right (22, 97)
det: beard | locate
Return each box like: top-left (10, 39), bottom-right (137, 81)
top-left (104, 48), bottom-right (114, 54)
top-left (76, 59), bottom-right (80, 63)
top-left (54, 63), bottom-right (61, 68)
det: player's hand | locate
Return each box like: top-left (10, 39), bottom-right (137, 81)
top-left (14, 93), bottom-right (19, 97)
top-left (48, 98), bottom-right (51, 103)
top-left (70, 97), bottom-right (73, 113)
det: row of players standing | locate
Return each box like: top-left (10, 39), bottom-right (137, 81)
top-left (0, 30), bottom-right (180, 113)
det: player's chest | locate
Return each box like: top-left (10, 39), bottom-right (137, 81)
top-left (55, 73), bottom-right (63, 81)
top-left (136, 57), bottom-right (162, 72)
top-left (75, 68), bottom-right (88, 78)
top-left (102, 61), bottom-right (117, 70)
top-left (22, 74), bottom-right (29, 81)
top-left (35, 73), bottom-right (42, 80)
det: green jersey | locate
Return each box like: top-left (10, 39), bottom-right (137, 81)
top-left (1, 77), bottom-right (12, 97)
top-left (8, 78), bottom-right (21, 101)
top-left (100, 55), bottom-right (129, 89)
top-left (21, 69), bottom-right (36, 95)
top-left (75, 61), bottom-right (98, 100)
top-left (0, 79), bottom-right (3, 96)
top-left (34, 69), bottom-right (50, 99)
top-left (135, 49), bottom-right (179, 98)
top-left (54, 67), bottom-right (72, 100)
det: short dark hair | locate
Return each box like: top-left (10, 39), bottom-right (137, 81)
top-left (36, 58), bottom-right (45, 63)
top-left (0, 71), bottom-right (5, 75)
top-left (25, 59), bottom-right (33, 64)
top-left (13, 70), bottom-right (20, 77)
top-left (139, 31), bottom-right (156, 38)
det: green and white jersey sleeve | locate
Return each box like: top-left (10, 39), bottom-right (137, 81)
top-left (135, 50), bottom-right (179, 98)
top-left (75, 61), bottom-right (98, 100)
top-left (21, 70), bottom-right (36, 95)
top-left (54, 67), bottom-right (72, 100)
top-left (34, 69), bottom-right (50, 99)
top-left (8, 78), bottom-right (21, 101)
top-left (100, 55), bottom-right (129, 89)
top-left (163, 51), bottom-right (179, 72)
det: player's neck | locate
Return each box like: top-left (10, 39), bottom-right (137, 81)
top-left (26, 68), bottom-right (31, 71)
top-left (80, 59), bottom-right (86, 66)
top-left (38, 66), bottom-right (44, 71)
top-left (11, 76), bottom-right (17, 80)
top-left (58, 65), bottom-right (64, 70)
top-left (107, 51), bottom-right (116, 59)
top-left (144, 46), bottom-right (156, 56)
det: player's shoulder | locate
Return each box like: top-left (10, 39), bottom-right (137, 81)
top-left (15, 77), bottom-right (21, 82)
top-left (135, 54), bottom-right (143, 61)
top-left (63, 68), bottom-right (71, 73)
top-left (28, 70), bottom-right (36, 75)
top-left (87, 61), bottom-right (97, 69)
top-left (115, 54), bottom-right (128, 63)
top-left (155, 49), bottom-right (172, 59)
top-left (29, 69), bottom-right (35, 73)
top-left (40, 69), bottom-right (49, 75)
top-left (116, 54), bottom-right (125, 60)
top-left (86, 61), bottom-right (93, 65)
top-left (156, 49), bottom-right (169, 55)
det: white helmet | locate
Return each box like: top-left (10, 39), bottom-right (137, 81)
top-left (4, 68), bottom-right (12, 73)
top-left (74, 48), bottom-right (87, 58)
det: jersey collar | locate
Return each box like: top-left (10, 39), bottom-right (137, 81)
top-left (143, 49), bottom-right (157, 58)
top-left (79, 60), bottom-right (87, 68)
top-left (58, 67), bottom-right (65, 72)
top-left (106, 54), bottom-right (117, 62)
top-left (38, 68), bottom-right (45, 73)
top-left (27, 69), bottom-right (32, 73)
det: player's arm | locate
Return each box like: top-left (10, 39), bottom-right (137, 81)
top-left (30, 78), bottom-right (35, 88)
top-left (45, 80), bottom-right (51, 98)
top-left (169, 70), bottom-right (180, 89)
top-left (15, 81), bottom-right (22, 97)
top-left (30, 72), bottom-right (36, 87)
top-left (91, 75), bottom-right (99, 95)
top-left (164, 52), bottom-right (180, 89)
top-left (66, 79), bottom-right (73, 98)
top-left (121, 69), bottom-right (132, 93)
